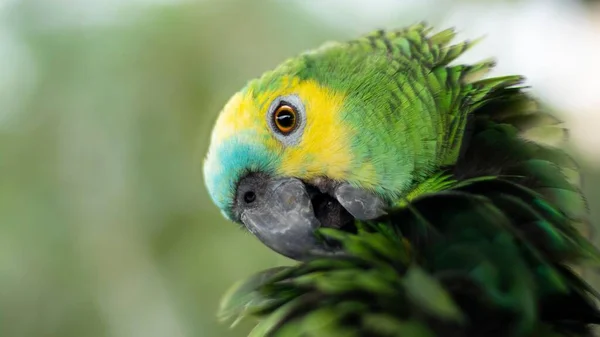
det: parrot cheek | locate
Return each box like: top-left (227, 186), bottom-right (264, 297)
top-left (238, 177), bottom-right (338, 261)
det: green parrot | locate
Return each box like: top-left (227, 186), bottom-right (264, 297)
top-left (204, 23), bottom-right (600, 336)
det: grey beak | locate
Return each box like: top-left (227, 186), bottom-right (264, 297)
top-left (236, 175), bottom-right (387, 261)
top-left (333, 183), bottom-right (388, 220)
top-left (240, 178), bottom-right (336, 260)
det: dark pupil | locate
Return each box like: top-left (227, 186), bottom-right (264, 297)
top-left (276, 110), bottom-right (295, 129)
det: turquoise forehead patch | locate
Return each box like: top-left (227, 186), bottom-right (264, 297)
top-left (203, 133), bottom-right (280, 220)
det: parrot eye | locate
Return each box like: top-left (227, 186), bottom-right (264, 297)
top-left (267, 94), bottom-right (306, 146)
top-left (273, 104), bottom-right (297, 134)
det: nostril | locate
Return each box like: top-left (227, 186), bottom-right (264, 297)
top-left (244, 191), bottom-right (256, 204)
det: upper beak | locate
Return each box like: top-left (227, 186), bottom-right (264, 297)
top-left (240, 178), bottom-right (335, 260)
top-left (238, 177), bottom-right (387, 261)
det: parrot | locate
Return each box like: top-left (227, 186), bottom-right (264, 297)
top-left (203, 23), bottom-right (600, 337)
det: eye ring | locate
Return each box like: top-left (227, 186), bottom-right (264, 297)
top-left (273, 104), bottom-right (297, 134)
top-left (267, 94), bottom-right (305, 147)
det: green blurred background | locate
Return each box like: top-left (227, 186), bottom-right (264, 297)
top-left (1, 0), bottom-right (600, 336)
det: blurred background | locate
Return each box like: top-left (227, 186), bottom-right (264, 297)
top-left (1, 0), bottom-right (600, 336)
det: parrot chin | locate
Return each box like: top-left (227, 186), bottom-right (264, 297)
top-left (234, 174), bottom-right (387, 261)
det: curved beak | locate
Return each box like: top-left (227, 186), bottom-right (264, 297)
top-left (240, 178), bottom-right (335, 260)
top-left (238, 177), bottom-right (387, 261)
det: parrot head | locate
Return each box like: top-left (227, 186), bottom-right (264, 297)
top-left (203, 30), bottom-right (444, 260)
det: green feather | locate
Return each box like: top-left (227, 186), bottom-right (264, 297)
top-left (220, 178), bottom-right (600, 337)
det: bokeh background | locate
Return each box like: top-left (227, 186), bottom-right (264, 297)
top-left (2, 0), bottom-right (600, 336)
